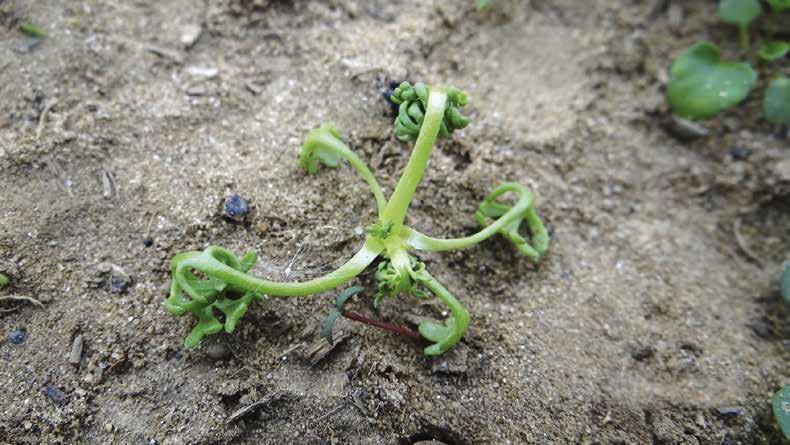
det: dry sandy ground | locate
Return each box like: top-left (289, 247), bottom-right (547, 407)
top-left (0, 0), bottom-right (788, 443)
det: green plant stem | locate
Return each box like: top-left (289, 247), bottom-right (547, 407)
top-left (302, 127), bottom-right (387, 214)
top-left (381, 89), bottom-right (449, 230)
top-left (419, 271), bottom-right (470, 356)
top-left (402, 183), bottom-right (536, 252)
top-left (175, 240), bottom-right (383, 297)
top-left (739, 25), bottom-right (750, 50)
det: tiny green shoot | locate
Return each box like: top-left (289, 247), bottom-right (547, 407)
top-left (0, 273), bottom-right (8, 288)
top-left (166, 81), bottom-right (550, 356)
top-left (773, 385), bottom-right (790, 440)
top-left (19, 23), bottom-right (47, 38)
top-left (475, 0), bottom-right (492, 11)
top-left (718, 0), bottom-right (762, 48)
top-left (781, 261), bottom-right (790, 304)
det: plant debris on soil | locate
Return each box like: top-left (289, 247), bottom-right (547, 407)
top-left (0, 0), bottom-right (789, 444)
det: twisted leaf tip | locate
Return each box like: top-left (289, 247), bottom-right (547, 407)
top-left (167, 246), bottom-right (264, 348)
top-left (475, 183), bottom-right (550, 262)
top-left (299, 123), bottom-right (344, 174)
top-left (391, 82), bottom-right (470, 142)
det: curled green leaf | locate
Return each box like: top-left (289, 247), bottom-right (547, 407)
top-left (390, 82), bottom-right (469, 142)
top-left (764, 76), bottom-right (790, 125)
top-left (167, 246), bottom-right (265, 347)
top-left (336, 285), bottom-right (364, 310)
top-left (299, 123), bottom-right (343, 174)
top-left (667, 42), bottom-right (757, 120)
top-left (768, 0), bottom-right (790, 12)
top-left (475, 183), bottom-right (550, 262)
top-left (322, 309), bottom-right (343, 345)
top-left (758, 41), bottom-right (790, 61)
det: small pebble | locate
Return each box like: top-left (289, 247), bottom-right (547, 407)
top-left (180, 24), bottom-right (202, 48)
top-left (69, 335), bottom-right (84, 365)
top-left (8, 330), bottom-right (26, 345)
top-left (205, 342), bottom-right (230, 361)
top-left (44, 385), bottom-right (68, 406)
top-left (729, 147), bottom-right (752, 161)
top-left (224, 194), bottom-right (250, 218)
top-left (105, 423), bottom-right (113, 433)
top-left (716, 406), bottom-right (746, 417)
top-left (665, 115), bottom-right (710, 141)
top-left (14, 37), bottom-right (42, 54)
top-left (143, 237), bottom-right (154, 247)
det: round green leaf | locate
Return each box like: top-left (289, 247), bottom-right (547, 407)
top-left (773, 386), bottom-right (790, 440)
top-left (764, 77), bottom-right (790, 124)
top-left (718, 0), bottom-right (762, 27)
top-left (768, 0), bottom-right (790, 12)
top-left (758, 41), bottom-right (790, 61)
top-left (667, 42), bottom-right (757, 120)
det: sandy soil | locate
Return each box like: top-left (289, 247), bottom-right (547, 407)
top-left (1, 0), bottom-right (788, 443)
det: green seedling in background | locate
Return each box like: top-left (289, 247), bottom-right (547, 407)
top-left (165, 82), bottom-right (550, 356)
top-left (0, 273), bottom-right (8, 288)
top-left (781, 261), bottom-right (790, 304)
top-left (768, 0), bottom-right (790, 12)
top-left (773, 385), bottom-right (790, 440)
top-left (718, 0), bottom-right (762, 48)
top-left (758, 41), bottom-right (790, 61)
top-left (667, 2), bottom-right (790, 125)
top-left (475, 0), bottom-right (492, 11)
top-left (667, 42), bottom-right (757, 120)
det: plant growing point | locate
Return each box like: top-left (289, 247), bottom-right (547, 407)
top-left (165, 82), bottom-right (550, 356)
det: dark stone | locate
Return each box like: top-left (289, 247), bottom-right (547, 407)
top-left (44, 385), bottom-right (68, 406)
top-left (224, 194), bottom-right (249, 218)
top-left (110, 274), bottom-right (130, 293)
top-left (729, 147), bottom-right (752, 161)
top-left (631, 345), bottom-right (655, 361)
top-left (748, 319), bottom-right (773, 339)
top-left (8, 330), bottom-right (26, 345)
top-left (665, 115), bottom-right (710, 141)
top-left (143, 237), bottom-right (154, 247)
top-left (716, 406), bottom-right (746, 417)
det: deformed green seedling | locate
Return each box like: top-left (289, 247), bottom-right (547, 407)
top-left (666, 2), bottom-right (790, 126)
top-left (166, 81), bottom-right (550, 356)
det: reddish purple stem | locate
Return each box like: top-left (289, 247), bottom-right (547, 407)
top-left (341, 311), bottom-right (422, 340)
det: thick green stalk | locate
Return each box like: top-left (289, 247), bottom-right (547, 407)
top-left (381, 89), bottom-right (448, 230)
top-left (176, 240), bottom-right (383, 297)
